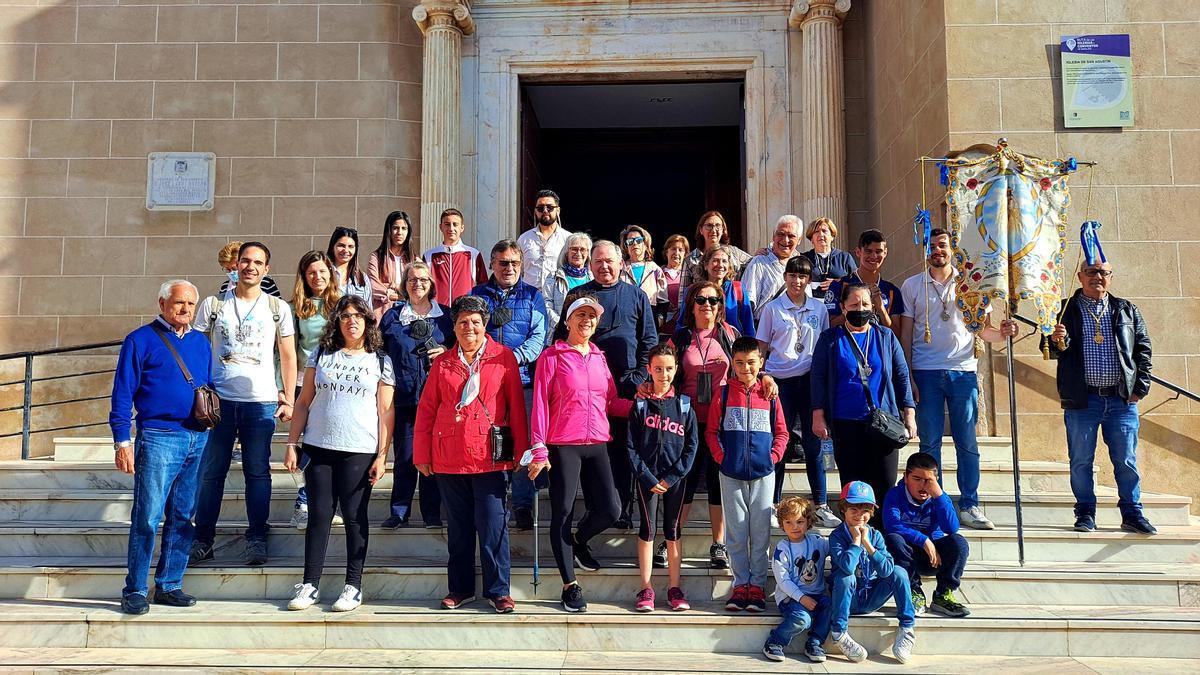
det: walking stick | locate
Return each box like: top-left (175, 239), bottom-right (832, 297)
top-left (520, 451), bottom-right (540, 595)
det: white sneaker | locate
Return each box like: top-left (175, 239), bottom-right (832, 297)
top-left (959, 505), bottom-right (995, 530)
top-left (331, 512), bottom-right (344, 527)
top-left (332, 584), bottom-right (362, 612)
top-left (290, 505), bottom-right (309, 530)
top-left (892, 626), bottom-right (916, 664)
top-left (815, 504), bottom-right (842, 528)
top-left (832, 632), bottom-right (867, 663)
top-left (288, 582), bottom-right (319, 611)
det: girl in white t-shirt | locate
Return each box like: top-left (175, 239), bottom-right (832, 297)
top-left (284, 295), bottom-right (395, 613)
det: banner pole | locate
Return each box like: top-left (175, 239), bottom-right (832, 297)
top-left (1005, 318), bottom-right (1027, 566)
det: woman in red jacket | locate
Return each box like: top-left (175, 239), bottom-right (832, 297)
top-left (414, 295), bottom-right (528, 614)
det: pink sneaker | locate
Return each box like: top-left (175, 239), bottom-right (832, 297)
top-left (635, 587), bottom-right (655, 612)
top-left (667, 586), bottom-right (690, 611)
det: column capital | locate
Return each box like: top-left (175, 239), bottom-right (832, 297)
top-left (413, 0), bottom-right (475, 37)
top-left (789, 0), bottom-right (850, 29)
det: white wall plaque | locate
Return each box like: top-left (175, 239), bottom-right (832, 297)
top-left (146, 152), bottom-right (216, 211)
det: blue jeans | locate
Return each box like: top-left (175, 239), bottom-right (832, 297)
top-left (830, 564), bottom-right (915, 635)
top-left (124, 426), bottom-right (208, 598)
top-left (768, 595), bottom-right (830, 647)
top-left (885, 531), bottom-right (969, 594)
top-left (1065, 393), bottom-right (1144, 519)
top-left (192, 399), bottom-right (277, 544)
top-left (440, 471), bottom-right (511, 599)
top-left (511, 385), bottom-right (547, 510)
top-left (775, 373), bottom-right (823, 505)
top-left (389, 405), bottom-right (442, 522)
top-left (914, 369), bottom-right (981, 510)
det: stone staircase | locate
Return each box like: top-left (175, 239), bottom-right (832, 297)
top-left (0, 435), bottom-right (1196, 670)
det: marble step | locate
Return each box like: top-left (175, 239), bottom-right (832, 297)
top-left (2, 522), bottom-right (1197, 563)
top-left (5, 598), bottom-right (1199, 658)
top-left (0, 487), bottom-right (1183, 528)
top-left (0, 459), bottom-right (1078, 494)
top-left (4, 556), bottom-right (1196, 608)
top-left (3, 648), bottom-right (1198, 673)
top-left (54, 436), bottom-right (1025, 463)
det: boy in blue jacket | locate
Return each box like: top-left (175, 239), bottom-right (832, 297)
top-left (883, 452), bottom-right (971, 617)
top-left (829, 481), bottom-right (917, 664)
top-left (706, 337), bottom-right (789, 613)
top-left (627, 343), bottom-right (698, 612)
top-left (763, 496), bottom-right (831, 663)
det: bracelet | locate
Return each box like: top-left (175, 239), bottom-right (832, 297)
top-left (286, 442), bottom-right (298, 448)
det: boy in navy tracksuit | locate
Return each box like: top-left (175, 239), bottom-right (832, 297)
top-left (627, 343), bottom-right (698, 612)
top-left (829, 481), bottom-right (917, 664)
top-left (883, 452), bottom-right (971, 618)
top-left (706, 337), bottom-right (789, 613)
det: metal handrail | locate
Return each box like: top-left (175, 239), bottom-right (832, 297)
top-left (1011, 314), bottom-right (1199, 403)
top-left (0, 340), bottom-right (123, 459)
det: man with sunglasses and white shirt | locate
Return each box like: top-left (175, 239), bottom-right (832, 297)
top-left (471, 240), bottom-right (549, 530)
top-left (518, 190), bottom-right (572, 321)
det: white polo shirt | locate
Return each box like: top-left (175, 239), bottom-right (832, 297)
top-left (900, 270), bottom-right (980, 371)
top-left (756, 292), bottom-right (828, 379)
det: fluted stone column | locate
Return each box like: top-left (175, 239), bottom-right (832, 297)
top-left (791, 0), bottom-right (850, 250)
top-left (413, 1), bottom-right (475, 251)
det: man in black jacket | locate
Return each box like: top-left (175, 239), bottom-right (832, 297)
top-left (1045, 260), bottom-right (1155, 535)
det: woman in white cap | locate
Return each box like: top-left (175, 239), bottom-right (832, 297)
top-left (527, 295), bottom-right (632, 614)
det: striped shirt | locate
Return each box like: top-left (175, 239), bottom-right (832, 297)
top-left (1077, 294), bottom-right (1120, 388)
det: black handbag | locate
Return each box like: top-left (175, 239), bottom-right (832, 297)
top-left (153, 324), bottom-right (221, 429)
top-left (843, 327), bottom-right (909, 452)
top-left (477, 398), bottom-right (514, 463)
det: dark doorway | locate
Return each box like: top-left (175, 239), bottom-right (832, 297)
top-left (519, 81), bottom-right (745, 255)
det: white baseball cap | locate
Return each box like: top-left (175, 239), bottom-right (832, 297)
top-left (565, 296), bottom-right (604, 320)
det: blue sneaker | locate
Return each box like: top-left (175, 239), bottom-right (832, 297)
top-left (762, 642), bottom-right (785, 662)
top-left (1073, 515), bottom-right (1096, 532)
top-left (804, 640), bottom-right (827, 663)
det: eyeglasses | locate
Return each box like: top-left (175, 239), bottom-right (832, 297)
top-left (625, 236), bottom-right (645, 246)
top-left (495, 260), bottom-right (521, 268)
top-left (534, 204), bottom-right (558, 213)
top-left (339, 312), bottom-right (365, 322)
top-left (694, 296), bottom-right (722, 306)
top-left (1083, 269), bottom-right (1113, 278)
top-left (407, 277), bottom-right (431, 285)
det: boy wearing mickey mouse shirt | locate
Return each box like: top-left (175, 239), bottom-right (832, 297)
top-left (763, 496), bottom-right (831, 663)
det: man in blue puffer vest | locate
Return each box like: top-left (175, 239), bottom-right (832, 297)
top-left (471, 239), bottom-right (549, 529)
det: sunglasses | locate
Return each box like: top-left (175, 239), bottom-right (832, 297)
top-left (535, 204), bottom-right (558, 213)
top-left (694, 296), bottom-right (722, 306)
top-left (495, 260), bottom-right (521, 268)
top-left (625, 236), bottom-right (645, 246)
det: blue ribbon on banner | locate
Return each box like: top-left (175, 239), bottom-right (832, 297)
top-left (1066, 156), bottom-right (1077, 172)
top-left (913, 206), bottom-right (932, 255)
top-left (1080, 220), bottom-right (1106, 266)
top-left (938, 163), bottom-right (949, 186)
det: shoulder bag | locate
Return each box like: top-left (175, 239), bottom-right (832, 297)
top-left (843, 327), bottom-right (908, 452)
top-left (153, 324), bottom-right (221, 429)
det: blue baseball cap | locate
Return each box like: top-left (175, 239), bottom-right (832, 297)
top-left (840, 481), bottom-right (877, 507)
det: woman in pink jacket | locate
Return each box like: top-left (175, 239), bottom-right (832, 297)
top-left (528, 296), bottom-right (631, 614)
top-left (414, 295), bottom-right (528, 614)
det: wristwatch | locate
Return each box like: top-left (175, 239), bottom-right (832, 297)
top-left (114, 441), bottom-right (131, 451)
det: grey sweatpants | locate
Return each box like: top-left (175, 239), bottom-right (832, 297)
top-left (720, 472), bottom-right (776, 587)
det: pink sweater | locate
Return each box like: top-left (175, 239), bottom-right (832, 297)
top-left (529, 341), bottom-right (633, 459)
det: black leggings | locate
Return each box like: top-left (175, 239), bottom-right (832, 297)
top-left (683, 426), bottom-right (722, 506)
top-left (635, 479), bottom-right (687, 542)
top-left (830, 419), bottom-right (899, 529)
top-left (549, 443), bottom-right (621, 584)
top-left (301, 444), bottom-right (375, 588)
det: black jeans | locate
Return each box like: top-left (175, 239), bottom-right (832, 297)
top-left (885, 531), bottom-right (970, 594)
top-left (549, 443), bottom-right (621, 584)
top-left (682, 425), bottom-right (722, 506)
top-left (830, 418), bottom-right (899, 529)
top-left (301, 444), bottom-right (375, 588)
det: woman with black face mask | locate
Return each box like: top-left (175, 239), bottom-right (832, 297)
top-left (810, 283), bottom-right (917, 527)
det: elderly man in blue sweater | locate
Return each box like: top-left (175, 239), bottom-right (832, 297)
top-left (883, 452), bottom-right (971, 618)
top-left (108, 280), bottom-right (213, 615)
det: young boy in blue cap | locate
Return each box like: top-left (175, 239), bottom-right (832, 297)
top-left (828, 481), bottom-right (917, 664)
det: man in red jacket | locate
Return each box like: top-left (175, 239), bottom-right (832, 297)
top-left (423, 208), bottom-right (488, 306)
